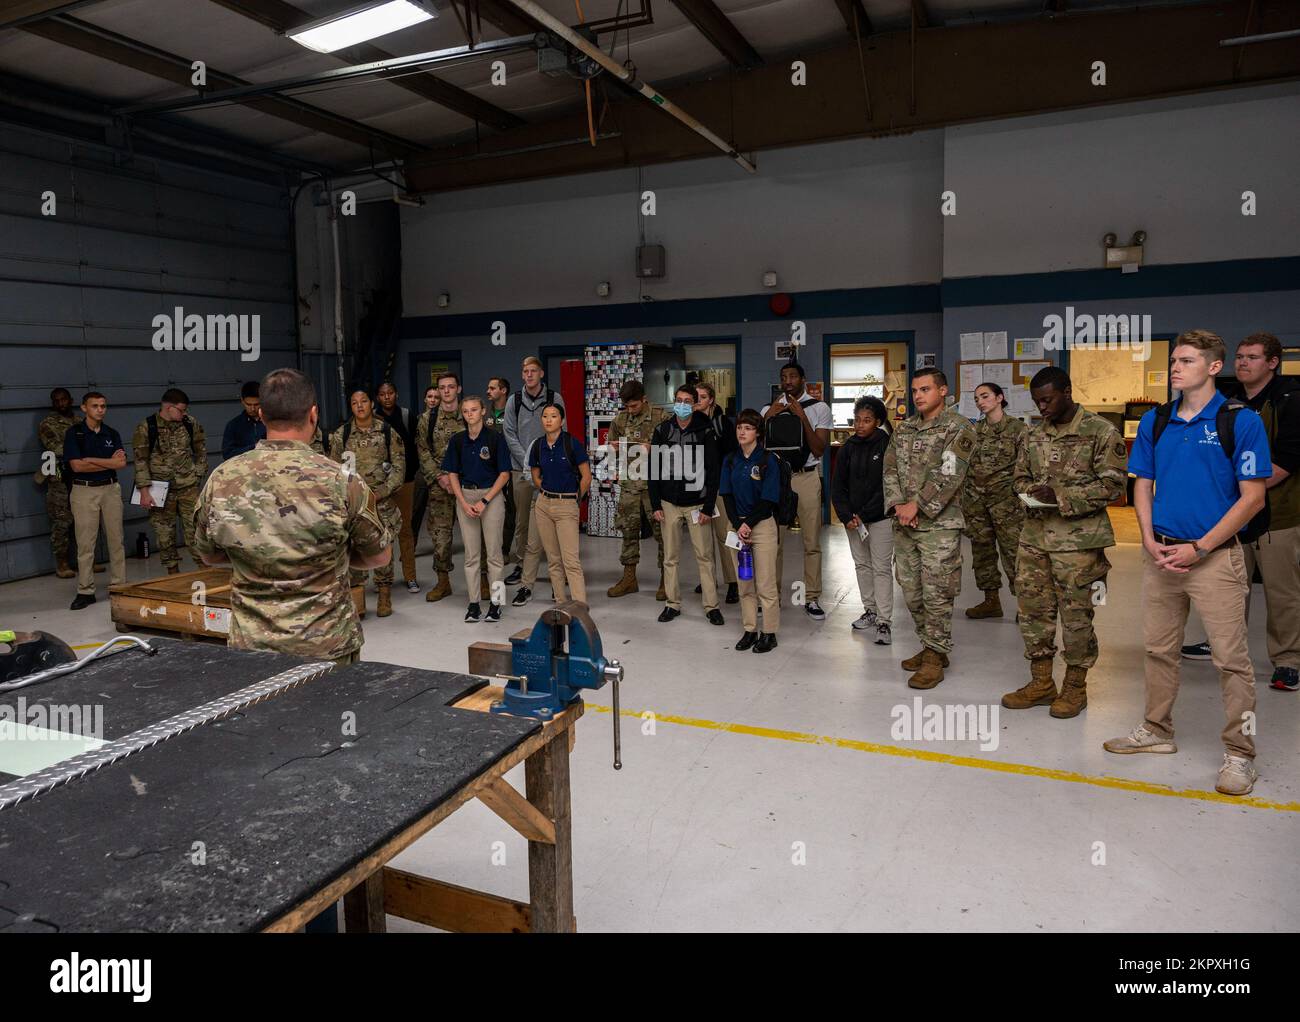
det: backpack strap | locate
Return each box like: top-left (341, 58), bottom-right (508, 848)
top-left (342, 419), bottom-right (352, 452)
top-left (1216, 399), bottom-right (1247, 464)
top-left (381, 419), bottom-right (392, 463)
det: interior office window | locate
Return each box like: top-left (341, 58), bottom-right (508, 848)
top-left (1283, 347), bottom-right (1300, 377)
top-left (829, 353), bottom-right (886, 427)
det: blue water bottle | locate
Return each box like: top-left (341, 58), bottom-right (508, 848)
top-left (737, 543), bottom-right (754, 581)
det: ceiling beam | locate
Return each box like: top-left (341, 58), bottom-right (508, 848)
top-left (22, 15), bottom-right (425, 159)
top-left (403, 0), bottom-right (1300, 192)
top-left (0, 0), bottom-right (101, 30)
top-left (473, 0), bottom-right (544, 38)
top-left (670, 0), bottom-right (763, 69)
top-left (206, 0), bottom-right (524, 131)
top-left (831, 0), bottom-right (872, 37)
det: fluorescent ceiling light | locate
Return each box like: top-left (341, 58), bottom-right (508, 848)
top-left (289, 1), bottom-right (436, 54)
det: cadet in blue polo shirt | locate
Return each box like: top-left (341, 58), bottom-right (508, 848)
top-left (63, 390), bottom-right (128, 609)
top-left (1104, 330), bottom-right (1270, 798)
top-left (719, 409), bottom-right (784, 653)
top-left (526, 403), bottom-right (591, 604)
top-left (443, 395), bottom-right (513, 623)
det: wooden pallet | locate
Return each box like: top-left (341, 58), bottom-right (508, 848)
top-left (109, 567), bottom-right (367, 642)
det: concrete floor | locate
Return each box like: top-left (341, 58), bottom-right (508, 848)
top-left (3, 526), bottom-right (1297, 932)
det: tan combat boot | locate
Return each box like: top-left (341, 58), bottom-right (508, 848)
top-left (166, 565), bottom-right (180, 576)
top-left (901, 648), bottom-right (949, 672)
top-left (965, 590), bottom-right (1003, 619)
top-left (655, 570), bottom-right (666, 601)
top-left (425, 571), bottom-right (452, 603)
top-left (607, 564), bottom-right (638, 598)
top-left (1002, 657), bottom-right (1058, 709)
top-left (908, 649), bottom-right (946, 690)
top-left (376, 585), bottom-right (393, 618)
top-left (55, 556), bottom-right (75, 579)
top-left (1050, 665), bottom-right (1088, 719)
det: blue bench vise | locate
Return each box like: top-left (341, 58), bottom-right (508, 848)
top-left (467, 602), bottom-right (624, 769)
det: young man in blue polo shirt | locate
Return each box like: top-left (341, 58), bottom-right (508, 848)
top-left (1104, 330), bottom-right (1270, 796)
top-left (63, 391), bottom-right (128, 609)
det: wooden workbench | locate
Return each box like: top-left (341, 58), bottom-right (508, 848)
top-left (109, 567), bottom-right (367, 641)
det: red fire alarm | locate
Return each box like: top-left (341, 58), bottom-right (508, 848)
top-left (770, 292), bottom-right (792, 316)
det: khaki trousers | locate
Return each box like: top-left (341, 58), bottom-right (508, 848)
top-left (661, 501), bottom-right (719, 612)
top-left (1142, 545), bottom-right (1256, 759)
top-left (70, 481), bottom-right (126, 594)
top-left (845, 519), bottom-right (894, 624)
top-left (732, 517), bottom-right (780, 633)
top-left (776, 468), bottom-right (823, 600)
top-left (1243, 525), bottom-right (1300, 668)
top-left (709, 510), bottom-right (738, 585)
top-left (392, 480), bottom-right (417, 583)
top-left (457, 487), bottom-right (506, 603)
top-left (511, 472), bottom-right (546, 585)
top-left (534, 495), bottom-right (585, 603)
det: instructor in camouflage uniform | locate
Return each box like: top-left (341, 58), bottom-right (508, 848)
top-left (131, 388), bottom-right (207, 575)
top-left (1002, 366), bottom-right (1127, 719)
top-left (37, 387), bottom-right (78, 578)
top-left (961, 382), bottom-right (1027, 619)
top-left (606, 379), bottom-right (667, 599)
top-left (329, 388), bottom-right (405, 618)
top-left (193, 369), bottom-right (390, 664)
top-left (883, 368), bottom-right (976, 689)
top-left (416, 371), bottom-right (464, 602)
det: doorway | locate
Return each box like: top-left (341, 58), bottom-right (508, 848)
top-left (408, 350), bottom-right (463, 410)
top-left (672, 338), bottom-right (740, 416)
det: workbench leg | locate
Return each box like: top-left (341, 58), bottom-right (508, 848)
top-left (342, 871), bottom-right (387, 933)
top-left (524, 734), bottom-right (575, 933)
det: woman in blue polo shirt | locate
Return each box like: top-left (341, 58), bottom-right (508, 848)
top-left (443, 395), bottom-right (513, 623)
top-left (527, 403), bottom-right (592, 604)
top-left (719, 409), bottom-right (783, 653)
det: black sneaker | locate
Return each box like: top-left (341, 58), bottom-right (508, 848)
top-left (805, 599), bottom-right (826, 621)
top-left (69, 594), bottom-right (96, 611)
top-left (485, 603), bottom-right (502, 622)
top-left (735, 631), bottom-right (758, 651)
top-left (511, 586), bottom-right (532, 607)
top-left (694, 583), bottom-right (702, 594)
top-left (505, 565), bottom-right (523, 585)
top-left (1270, 666), bottom-right (1299, 692)
top-left (1181, 641), bottom-right (1212, 660)
top-left (657, 607), bottom-right (680, 623)
top-left (725, 582), bottom-right (739, 604)
top-left (753, 632), bottom-right (779, 654)
top-left (706, 609), bottom-right (724, 626)
top-left (465, 602), bottom-right (482, 622)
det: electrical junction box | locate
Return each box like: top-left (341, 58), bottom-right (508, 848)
top-left (636, 244), bottom-right (665, 278)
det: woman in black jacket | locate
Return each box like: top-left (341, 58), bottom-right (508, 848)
top-left (831, 396), bottom-right (894, 645)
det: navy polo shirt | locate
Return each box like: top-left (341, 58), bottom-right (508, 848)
top-left (719, 445), bottom-right (781, 519)
top-left (222, 412), bottom-right (266, 460)
top-left (1128, 390), bottom-right (1271, 540)
top-left (63, 421), bottom-right (124, 483)
top-left (443, 428), bottom-right (512, 489)
top-left (528, 431), bottom-right (588, 493)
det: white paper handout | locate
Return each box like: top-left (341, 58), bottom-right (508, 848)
top-left (130, 481), bottom-right (170, 505)
top-left (724, 530), bottom-right (743, 550)
top-left (960, 332), bottom-right (985, 361)
top-left (983, 362), bottom-right (1014, 389)
top-left (1018, 492), bottom-right (1058, 509)
top-left (958, 393), bottom-right (979, 419)
top-left (1014, 337), bottom-right (1044, 359)
top-left (983, 331), bottom-right (1009, 360)
top-left (959, 364), bottom-right (984, 394)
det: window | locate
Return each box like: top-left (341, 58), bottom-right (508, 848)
top-left (830, 352), bottom-right (886, 427)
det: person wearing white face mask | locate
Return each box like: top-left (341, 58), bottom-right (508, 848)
top-left (649, 385), bottom-right (725, 625)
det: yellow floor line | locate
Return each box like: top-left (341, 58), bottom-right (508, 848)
top-left (582, 703), bottom-right (1300, 814)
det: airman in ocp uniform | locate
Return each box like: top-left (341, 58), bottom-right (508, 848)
top-left (883, 368), bottom-right (976, 690)
top-left (1002, 366), bottom-right (1127, 719)
top-left (606, 379), bottom-right (667, 599)
top-left (416, 371), bottom-right (465, 602)
top-left (37, 388), bottom-right (78, 578)
top-left (329, 388), bottom-right (405, 618)
top-left (130, 388), bottom-right (207, 575)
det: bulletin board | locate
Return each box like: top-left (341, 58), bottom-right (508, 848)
top-left (953, 359), bottom-right (1049, 418)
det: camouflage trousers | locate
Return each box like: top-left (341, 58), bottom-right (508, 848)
top-left (46, 477), bottom-right (73, 563)
top-left (894, 526), bottom-right (962, 655)
top-left (1015, 544), bottom-right (1111, 668)
top-left (351, 497), bottom-right (401, 588)
top-left (962, 487), bottom-right (1025, 594)
top-left (616, 485), bottom-right (663, 569)
top-left (149, 483), bottom-right (199, 570)
top-left (427, 485), bottom-right (455, 574)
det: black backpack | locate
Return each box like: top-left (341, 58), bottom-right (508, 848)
top-left (509, 387), bottom-right (557, 420)
top-left (342, 418), bottom-right (392, 463)
top-left (146, 413), bottom-right (194, 457)
top-left (1151, 398), bottom-right (1270, 542)
top-left (728, 448), bottom-right (796, 526)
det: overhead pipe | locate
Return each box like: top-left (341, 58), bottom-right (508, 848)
top-left (1219, 28), bottom-right (1300, 46)
top-left (500, 0), bottom-right (756, 173)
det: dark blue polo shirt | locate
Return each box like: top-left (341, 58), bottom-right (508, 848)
top-left (719, 445), bottom-right (782, 519)
top-left (443, 427), bottom-right (512, 489)
top-left (1128, 390), bottom-right (1271, 540)
top-left (528, 431), bottom-right (588, 493)
top-left (222, 412), bottom-right (266, 460)
top-left (63, 421), bottom-right (124, 483)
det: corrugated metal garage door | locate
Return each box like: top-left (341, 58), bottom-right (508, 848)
top-left (0, 123), bottom-right (296, 582)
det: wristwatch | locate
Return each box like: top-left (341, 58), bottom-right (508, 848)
top-left (1192, 541), bottom-right (1210, 560)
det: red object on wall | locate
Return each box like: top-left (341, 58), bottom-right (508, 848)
top-left (559, 358), bottom-right (588, 525)
top-left (770, 292), bottom-right (792, 316)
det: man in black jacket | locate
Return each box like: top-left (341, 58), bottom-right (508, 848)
top-left (376, 381), bottom-right (421, 593)
top-left (831, 396), bottom-right (894, 645)
top-left (650, 385), bottom-right (724, 625)
top-left (695, 382), bottom-right (740, 604)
